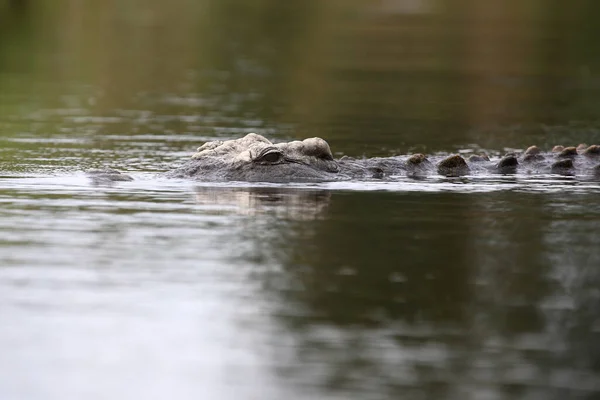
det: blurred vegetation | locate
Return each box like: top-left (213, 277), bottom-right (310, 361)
top-left (2, 4), bottom-right (600, 397)
top-left (2, 0), bottom-right (600, 152)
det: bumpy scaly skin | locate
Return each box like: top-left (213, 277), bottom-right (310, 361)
top-left (91, 133), bottom-right (600, 182)
top-left (167, 133), bottom-right (342, 182)
top-left (164, 133), bottom-right (600, 182)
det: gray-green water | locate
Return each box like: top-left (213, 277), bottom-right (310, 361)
top-left (2, 2), bottom-right (600, 399)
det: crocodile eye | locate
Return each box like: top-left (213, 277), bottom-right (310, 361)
top-left (255, 150), bottom-right (283, 164)
top-left (262, 152), bottom-right (281, 163)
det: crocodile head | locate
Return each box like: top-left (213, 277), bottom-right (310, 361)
top-left (171, 133), bottom-right (340, 182)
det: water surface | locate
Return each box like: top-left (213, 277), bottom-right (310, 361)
top-left (2, 132), bottom-right (600, 400)
top-left (2, 2), bottom-right (600, 399)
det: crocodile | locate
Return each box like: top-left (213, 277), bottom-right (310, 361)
top-left (89, 133), bottom-right (600, 183)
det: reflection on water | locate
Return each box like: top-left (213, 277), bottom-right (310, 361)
top-left (2, 172), bottom-right (600, 399)
top-left (2, 1), bottom-right (600, 153)
top-left (258, 192), bottom-right (600, 399)
top-left (2, 1), bottom-right (600, 399)
top-left (193, 186), bottom-right (331, 220)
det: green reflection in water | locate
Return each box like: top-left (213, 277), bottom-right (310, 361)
top-left (2, 1), bottom-right (600, 154)
top-left (233, 190), bottom-right (600, 398)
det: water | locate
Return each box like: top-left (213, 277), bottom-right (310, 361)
top-left (2, 2), bottom-right (600, 400)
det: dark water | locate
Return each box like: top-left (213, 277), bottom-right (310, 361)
top-left (2, 2), bottom-right (600, 399)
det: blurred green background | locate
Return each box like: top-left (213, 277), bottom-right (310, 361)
top-left (2, 3), bottom-right (600, 399)
top-left (2, 0), bottom-right (600, 154)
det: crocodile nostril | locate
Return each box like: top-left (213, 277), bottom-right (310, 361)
top-left (323, 160), bottom-right (340, 173)
top-left (369, 167), bottom-right (384, 178)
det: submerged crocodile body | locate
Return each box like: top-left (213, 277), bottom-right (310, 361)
top-left (90, 133), bottom-right (600, 183)
top-left (163, 133), bottom-right (600, 182)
